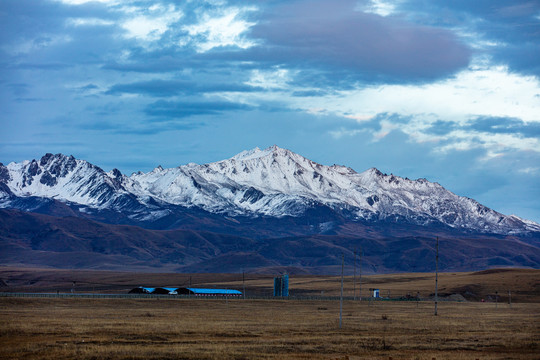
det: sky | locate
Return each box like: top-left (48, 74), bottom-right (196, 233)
top-left (1, 0), bottom-right (539, 223)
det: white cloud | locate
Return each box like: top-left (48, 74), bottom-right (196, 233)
top-left (122, 16), bottom-right (166, 41)
top-left (182, 6), bottom-right (257, 52)
top-left (3, 34), bottom-right (72, 55)
top-left (67, 18), bottom-right (114, 27)
top-left (436, 130), bottom-right (540, 155)
top-left (259, 59), bottom-right (540, 155)
top-left (60, 1), bottom-right (183, 43)
top-left (328, 63), bottom-right (540, 123)
top-left (329, 128), bottom-right (367, 139)
top-left (56, 0), bottom-right (117, 4)
top-left (359, 0), bottom-right (400, 17)
top-left (121, 4), bottom-right (183, 42)
top-left (518, 167), bottom-right (540, 174)
top-left (246, 68), bottom-right (292, 89)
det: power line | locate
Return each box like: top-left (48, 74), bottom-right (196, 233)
top-left (358, 246), bottom-right (363, 301)
top-left (339, 253), bottom-right (344, 329)
top-left (353, 247), bottom-right (357, 301)
top-left (434, 236), bottom-right (439, 316)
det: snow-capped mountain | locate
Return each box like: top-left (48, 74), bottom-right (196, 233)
top-left (0, 153), bottom-right (143, 212)
top-left (1, 146), bottom-right (539, 235)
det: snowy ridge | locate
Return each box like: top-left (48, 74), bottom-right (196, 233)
top-left (1, 147), bottom-right (539, 235)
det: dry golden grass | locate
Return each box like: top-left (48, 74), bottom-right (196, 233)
top-left (0, 297), bottom-right (538, 360)
top-left (206, 268), bottom-right (540, 302)
top-left (2, 267), bottom-right (538, 302)
top-left (1, 268), bottom-right (539, 359)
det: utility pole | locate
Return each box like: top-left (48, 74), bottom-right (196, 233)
top-left (359, 247), bottom-right (363, 301)
top-left (242, 271), bottom-right (246, 300)
top-left (508, 290), bottom-right (512, 308)
top-left (353, 248), bottom-right (357, 301)
top-left (434, 236), bottom-right (439, 316)
top-left (339, 253), bottom-right (344, 329)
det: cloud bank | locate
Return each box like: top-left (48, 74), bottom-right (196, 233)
top-left (1, 0), bottom-right (539, 222)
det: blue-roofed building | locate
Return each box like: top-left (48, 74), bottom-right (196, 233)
top-left (129, 286), bottom-right (242, 296)
top-left (185, 288), bottom-right (242, 296)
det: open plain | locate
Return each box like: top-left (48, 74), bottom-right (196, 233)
top-left (0, 268), bottom-right (539, 359)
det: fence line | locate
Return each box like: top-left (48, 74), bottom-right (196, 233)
top-left (0, 292), bottom-right (467, 302)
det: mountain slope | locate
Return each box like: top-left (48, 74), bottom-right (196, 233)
top-left (1, 146), bottom-right (539, 236)
top-left (1, 209), bottom-right (538, 273)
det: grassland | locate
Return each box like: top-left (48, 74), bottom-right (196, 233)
top-left (1, 267), bottom-right (539, 302)
top-left (1, 268), bottom-right (539, 359)
top-left (0, 297), bottom-right (538, 360)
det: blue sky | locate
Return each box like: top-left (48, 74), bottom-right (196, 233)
top-left (1, 0), bottom-right (539, 222)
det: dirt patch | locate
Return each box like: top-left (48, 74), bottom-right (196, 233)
top-left (450, 284), bottom-right (483, 301)
top-left (473, 268), bottom-right (514, 275)
top-left (446, 293), bottom-right (467, 302)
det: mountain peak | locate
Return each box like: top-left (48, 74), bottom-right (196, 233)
top-left (40, 153), bottom-right (54, 165)
top-left (110, 168), bottom-right (123, 178)
top-left (2, 148), bottom-right (539, 235)
top-left (230, 145), bottom-right (293, 162)
top-left (366, 167), bottom-right (384, 176)
top-left (39, 153), bottom-right (67, 166)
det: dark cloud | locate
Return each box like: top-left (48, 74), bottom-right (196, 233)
top-left (425, 120), bottom-right (458, 136)
top-left (327, 113), bottom-right (411, 136)
top-left (103, 48), bottom-right (261, 74)
top-left (114, 121), bottom-right (205, 135)
top-left (288, 68), bottom-right (361, 90)
top-left (78, 119), bottom-right (204, 135)
top-left (0, 0), bottom-right (116, 47)
top-left (240, 0), bottom-right (472, 83)
top-left (101, 41), bottom-right (206, 73)
top-left (491, 44), bottom-right (540, 78)
top-left (107, 79), bottom-right (260, 97)
top-left (291, 90), bottom-right (332, 97)
top-left (46, 113), bottom-right (206, 135)
top-left (77, 84), bottom-right (99, 91)
top-left (363, 114), bottom-right (540, 141)
top-left (0, 0), bottom-right (131, 74)
top-left (14, 97), bottom-right (44, 102)
top-left (422, 116), bottom-right (540, 138)
top-left (103, 58), bottom-right (192, 73)
top-left (395, 0), bottom-right (540, 77)
top-left (12, 63), bottom-right (74, 70)
top-left (465, 117), bottom-right (540, 137)
top-left (1, 0), bottom-right (539, 224)
top-left (145, 99), bottom-right (254, 119)
top-left (0, 0), bottom-right (68, 46)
